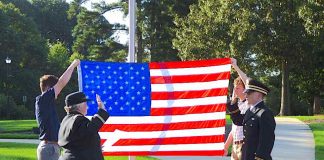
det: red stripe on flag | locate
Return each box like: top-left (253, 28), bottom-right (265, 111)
top-left (151, 104), bottom-right (226, 116)
top-left (100, 139), bottom-right (107, 146)
top-left (151, 88), bottom-right (228, 100)
top-left (103, 150), bottom-right (225, 156)
top-left (150, 72), bottom-right (230, 84)
top-left (99, 119), bottom-right (225, 132)
top-left (113, 135), bottom-right (224, 146)
top-left (149, 58), bottom-right (231, 69)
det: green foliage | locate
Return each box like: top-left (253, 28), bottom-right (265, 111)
top-left (298, 1), bottom-right (324, 37)
top-left (0, 1), bottom-right (48, 69)
top-left (105, 49), bottom-right (127, 62)
top-left (31, 0), bottom-right (74, 48)
top-left (174, 0), bottom-right (323, 115)
top-left (0, 0), bottom-right (322, 118)
top-left (174, 1), bottom-right (240, 60)
top-left (48, 41), bottom-right (70, 68)
top-left (45, 41), bottom-right (70, 77)
top-left (290, 1), bottom-right (324, 105)
top-left (96, 0), bottom-right (197, 62)
top-left (0, 94), bottom-right (33, 120)
top-left (139, 0), bottom-right (197, 62)
top-left (0, 1), bottom-right (48, 115)
top-left (69, 52), bottom-right (85, 62)
top-left (72, 7), bottom-right (126, 61)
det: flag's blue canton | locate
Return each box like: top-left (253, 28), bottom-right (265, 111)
top-left (80, 61), bottom-right (151, 116)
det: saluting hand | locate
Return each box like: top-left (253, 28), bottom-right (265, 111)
top-left (96, 94), bottom-right (106, 111)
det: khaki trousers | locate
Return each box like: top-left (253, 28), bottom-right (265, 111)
top-left (231, 143), bottom-right (243, 160)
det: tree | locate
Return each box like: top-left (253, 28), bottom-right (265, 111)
top-left (94, 0), bottom-right (197, 62)
top-left (0, 1), bottom-right (48, 113)
top-left (47, 41), bottom-right (70, 73)
top-left (70, 3), bottom-right (126, 61)
top-left (31, 0), bottom-right (74, 49)
top-left (173, 1), bottom-right (254, 69)
top-left (293, 1), bottom-right (324, 115)
top-left (138, 0), bottom-right (197, 62)
top-left (174, 0), bottom-right (322, 115)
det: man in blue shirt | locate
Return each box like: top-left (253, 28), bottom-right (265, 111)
top-left (35, 59), bottom-right (80, 160)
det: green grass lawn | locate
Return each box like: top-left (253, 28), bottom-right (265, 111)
top-left (225, 114), bottom-right (231, 124)
top-left (0, 142), bottom-right (37, 160)
top-left (0, 142), bottom-right (157, 160)
top-left (289, 115), bottom-right (324, 160)
top-left (0, 120), bottom-right (37, 132)
top-left (0, 115), bottom-right (322, 159)
top-left (0, 120), bottom-right (38, 139)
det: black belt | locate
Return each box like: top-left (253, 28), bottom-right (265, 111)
top-left (42, 140), bottom-right (58, 144)
top-left (234, 140), bottom-right (244, 144)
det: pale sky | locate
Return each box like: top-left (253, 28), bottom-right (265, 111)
top-left (66, 0), bottom-right (128, 44)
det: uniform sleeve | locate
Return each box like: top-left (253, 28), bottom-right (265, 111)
top-left (255, 110), bottom-right (276, 159)
top-left (227, 102), bottom-right (244, 126)
top-left (74, 109), bottom-right (109, 136)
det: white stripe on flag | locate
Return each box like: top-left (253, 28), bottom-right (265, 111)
top-left (99, 127), bottom-right (225, 139)
top-left (151, 80), bottom-right (229, 92)
top-left (102, 112), bottom-right (225, 124)
top-left (151, 96), bottom-right (227, 108)
top-left (102, 142), bottom-right (224, 151)
top-left (149, 64), bottom-right (231, 76)
top-left (100, 127), bottom-right (225, 149)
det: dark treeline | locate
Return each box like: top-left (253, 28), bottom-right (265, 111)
top-left (0, 0), bottom-right (322, 120)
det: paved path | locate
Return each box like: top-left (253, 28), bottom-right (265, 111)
top-left (154, 117), bottom-right (315, 160)
top-left (0, 117), bottom-right (315, 160)
top-left (0, 138), bottom-right (39, 144)
top-left (272, 117), bottom-right (315, 160)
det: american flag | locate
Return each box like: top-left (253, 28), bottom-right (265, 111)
top-left (77, 58), bottom-right (231, 156)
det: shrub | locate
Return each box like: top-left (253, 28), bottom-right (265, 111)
top-left (0, 94), bottom-right (33, 119)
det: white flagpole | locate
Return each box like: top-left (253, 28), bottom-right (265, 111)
top-left (128, 0), bottom-right (136, 63)
top-left (128, 0), bottom-right (136, 159)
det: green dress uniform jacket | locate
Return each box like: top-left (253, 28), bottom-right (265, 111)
top-left (58, 109), bottom-right (109, 160)
top-left (228, 101), bottom-right (276, 160)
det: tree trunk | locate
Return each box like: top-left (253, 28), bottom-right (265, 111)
top-left (308, 103), bottom-right (314, 116)
top-left (279, 59), bottom-right (291, 116)
top-left (313, 95), bottom-right (321, 114)
top-left (149, 0), bottom-right (158, 61)
top-left (137, 28), bottom-right (143, 63)
top-left (136, 1), bottom-right (143, 63)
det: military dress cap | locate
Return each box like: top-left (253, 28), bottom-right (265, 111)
top-left (65, 91), bottom-right (90, 106)
top-left (244, 78), bottom-right (270, 95)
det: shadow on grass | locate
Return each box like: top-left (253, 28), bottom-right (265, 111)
top-left (0, 133), bottom-right (38, 139)
top-left (308, 122), bottom-right (324, 160)
top-left (0, 142), bottom-right (36, 148)
top-left (317, 146), bottom-right (324, 160)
